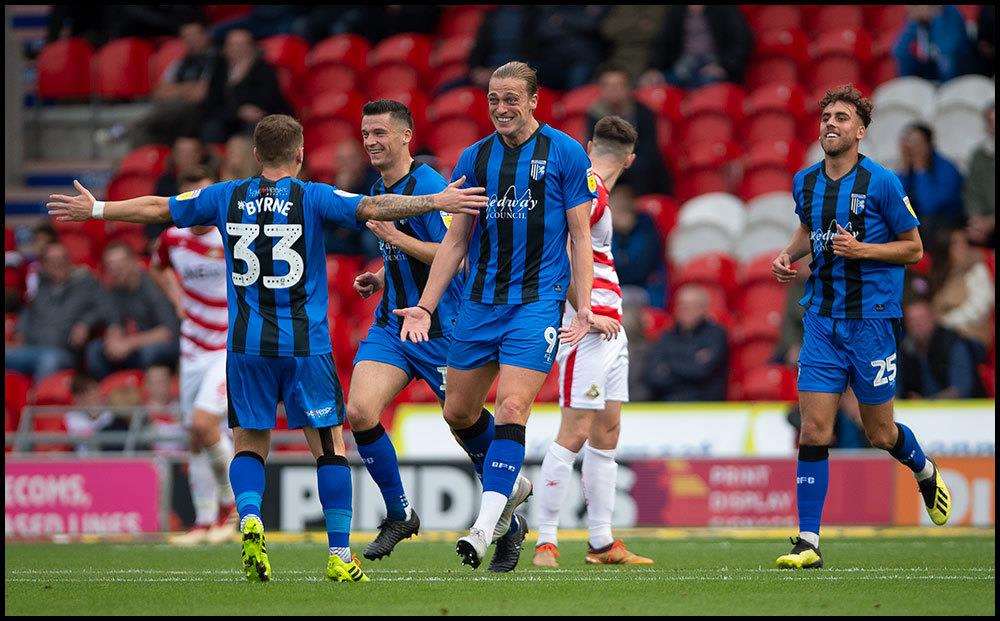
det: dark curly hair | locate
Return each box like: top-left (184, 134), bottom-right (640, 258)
top-left (818, 84), bottom-right (874, 128)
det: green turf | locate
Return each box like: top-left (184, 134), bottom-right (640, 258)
top-left (4, 536), bottom-right (995, 616)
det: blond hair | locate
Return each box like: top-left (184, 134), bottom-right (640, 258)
top-left (491, 61), bottom-right (539, 95)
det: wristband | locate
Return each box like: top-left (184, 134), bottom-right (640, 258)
top-left (417, 305), bottom-right (433, 318)
top-left (92, 201), bottom-right (106, 220)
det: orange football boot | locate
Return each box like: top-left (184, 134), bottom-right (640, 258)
top-left (532, 543), bottom-right (560, 568)
top-left (585, 540), bottom-right (654, 565)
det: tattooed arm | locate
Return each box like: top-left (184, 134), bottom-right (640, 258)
top-left (356, 176), bottom-right (487, 221)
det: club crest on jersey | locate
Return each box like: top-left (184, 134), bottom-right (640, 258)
top-left (850, 193), bottom-right (866, 215)
top-left (175, 189), bottom-right (202, 201)
top-left (530, 159), bottom-right (546, 181)
top-left (586, 384), bottom-right (601, 399)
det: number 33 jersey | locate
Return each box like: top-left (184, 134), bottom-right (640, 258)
top-left (169, 175), bottom-right (364, 357)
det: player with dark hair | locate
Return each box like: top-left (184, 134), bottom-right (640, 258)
top-left (395, 61), bottom-right (607, 572)
top-left (771, 85), bottom-right (951, 569)
top-left (46, 113), bottom-right (487, 583)
top-left (533, 116), bottom-right (653, 568)
top-left (347, 99), bottom-right (495, 561)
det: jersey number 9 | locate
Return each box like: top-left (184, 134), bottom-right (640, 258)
top-left (226, 223), bottom-right (304, 289)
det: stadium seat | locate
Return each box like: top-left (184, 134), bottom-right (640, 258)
top-left (118, 144), bottom-right (171, 177)
top-left (731, 336), bottom-right (780, 379)
top-left (634, 84), bottom-right (684, 123)
top-left (668, 222), bottom-right (736, 265)
top-left (149, 38), bottom-right (186, 85)
top-left (740, 365), bottom-right (796, 401)
top-left (749, 5), bottom-right (801, 33)
top-left (745, 139), bottom-right (805, 174)
top-left (933, 108), bottom-right (987, 171)
top-left (735, 217), bottom-right (794, 262)
top-left (306, 143), bottom-right (340, 184)
top-left (557, 84), bottom-right (602, 119)
top-left (752, 28), bottom-right (809, 69)
top-left (303, 65), bottom-right (360, 100)
top-left (203, 5), bottom-right (252, 23)
top-left (642, 307), bottom-right (673, 341)
top-left (738, 281), bottom-right (788, 318)
top-left (743, 83), bottom-right (808, 144)
top-left (740, 251), bottom-right (785, 288)
top-left (36, 37), bottom-right (93, 100)
top-left (32, 369), bottom-right (76, 406)
top-left (5, 370), bottom-right (31, 432)
top-left (745, 57), bottom-right (799, 91)
top-left (99, 370), bottom-right (146, 399)
top-left (534, 86), bottom-right (558, 125)
top-left (426, 87), bottom-right (491, 132)
top-left (106, 174), bottom-right (157, 202)
top-left (740, 169), bottom-right (794, 202)
top-left (428, 62), bottom-right (470, 94)
top-left (635, 194), bottom-right (680, 240)
top-left (866, 5), bottom-right (908, 34)
top-left (671, 253), bottom-right (739, 303)
top-left (431, 35), bottom-right (474, 70)
top-left (426, 117), bottom-right (483, 156)
top-left (808, 6), bottom-right (865, 35)
top-left (809, 57), bottom-right (865, 95)
top-left (677, 192), bottom-right (747, 239)
top-left (746, 192), bottom-right (798, 232)
top-left (93, 38), bottom-right (154, 100)
top-left (676, 140), bottom-right (742, 200)
top-left (872, 77), bottom-right (936, 119)
top-left (260, 34), bottom-right (309, 78)
top-left (310, 34), bottom-right (371, 75)
top-left (937, 74), bottom-right (995, 111)
top-left (733, 307), bottom-right (783, 345)
top-left (681, 83), bottom-right (745, 141)
top-left (438, 5), bottom-right (487, 37)
top-left (557, 114), bottom-right (590, 145)
top-left (368, 33), bottom-right (432, 78)
top-left (303, 90), bottom-right (366, 150)
top-left (434, 143), bottom-right (466, 178)
top-left (867, 53), bottom-right (898, 89)
top-left (367, 64), bottom-right (423, 98)
top-left (60, 232), bottom-right (98, 268)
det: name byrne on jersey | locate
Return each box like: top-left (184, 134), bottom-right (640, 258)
top-left (237, 196), bottom-right (295, 217)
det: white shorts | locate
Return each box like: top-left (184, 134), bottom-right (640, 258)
top-left (179, 350), bottom-right (228, 425)
top-left (556, 329), bottom-right (629, 410)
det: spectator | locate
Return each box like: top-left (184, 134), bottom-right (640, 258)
top-left (134, 21), bottom-right (218, 146)
top-left (145, 137), bottom-right (218, 241)
top-left (85, 243), bottom-right (180, 379)
top-left (641, 5), bottom-right (753, 89)
top-left (322, 139), bottom-right (380, 257)
top-left (218, 134), bottom-right (258, 180)
top-left (468, 6), bottom-right (536, 89)
top-left (964, 102), bottom-right (995, 246)
top-left (896, 123), bottom-right (965, 230)
top-left (898, 299), bottom-right (985, 399)
top-left (610, 184), bottom-right (667, 306)
top-left (976, 5), bottom-right (995, 77)
top-left (585, 65), bottom-right (672, 196)
top-left (893, 5), bottom-right (976, 82)
top-left (600, 6), bottom-right (670, 81)
top-left (202, 29), bottom-right (291, 143)
top-left (643, 285), bottom-right (729, 401)
top-left (621, 286), bottom-right (653, 402)
top-left (531, 6), bottom-right (610, 90)
top-left (64, 374), bottom-right (128, 455)
top-left (145, 365), bottom-right (185, 453)
top-left (930, 229), bottom-right (995, 348)
top-left (6, 222), bottom-right (58, 310)
top-left (5, 243), bottom-right (104, 379)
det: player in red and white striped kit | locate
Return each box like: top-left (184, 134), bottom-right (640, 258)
top-left (533, 117), bottom-right (653, 567)
top-left (151, 169), bottom-right (237, 545)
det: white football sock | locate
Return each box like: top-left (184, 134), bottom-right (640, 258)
top-left (329, 546), bottom-right (352, 563)
top-left (205, 434), bottom-right (235, 502)
top-left (916, 460), bottom-right (935, 482)
top-left (472, 491), bottom-right (509, 537)
top-left (189, 451), bottom-right (218, 526)
top-left (535, 442), bottom-right (578, 546)
top-left (799, 531), bottom-right (820, 548)
top-left (582, 444), bottom-right (617, 550)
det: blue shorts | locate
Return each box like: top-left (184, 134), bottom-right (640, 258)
top-left (354, 323), bottom-right (449, 400)
top-left (797, 311), bottom-right (901, 405)
top-left (227, 352), bottom-right (345, 430)
top-left (448, 300), bottom-right (564, 374)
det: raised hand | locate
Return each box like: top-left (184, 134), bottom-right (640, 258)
top-left (393, 306), bottom-right (432, 343)
top-left (354, 272), bottom-right (383, 298)
top-left (433, 176), bottom-right (488, 215)
top-left (47, 180), bottom-right (96, 222)
top-left (559, 307), bottom-right (595, 348)
top-left (771, 251), bottom-right (797, 284)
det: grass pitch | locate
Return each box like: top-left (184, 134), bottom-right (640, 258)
top-left (4, 530), bottom-right (995, 616)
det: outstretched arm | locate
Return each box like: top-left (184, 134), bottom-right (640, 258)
top-left (356, 176), bottom-right (486, 222)
top-left (47, 180), bottom-right (172, 224)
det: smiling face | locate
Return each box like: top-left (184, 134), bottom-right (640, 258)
top-left (819, 100), bottom-right (866, 157)
top-left (488, 77), bottom-right (538, 141)
top-left (361, 113), bottom-right (411, 170)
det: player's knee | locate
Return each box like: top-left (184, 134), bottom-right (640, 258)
top-left (345, 401), bottom-right (378, 432)
top-left (443, 404), bottom-right (479, 429)
top-left (592, 419), bottom-right (620, 448)
top-left (864, 422), bottom-right (897, 451)
top-left (495, 396), bottom-right (530, 425)
top-left (799, 418), bottom-right (833, 446)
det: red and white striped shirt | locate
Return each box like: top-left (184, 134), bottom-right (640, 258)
top-left (566, 173), bottom-right (623, 323)
top-left (154, 227), bottom-right (228, 359)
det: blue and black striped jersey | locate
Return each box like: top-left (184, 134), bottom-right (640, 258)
top-left (168, 175), bottom-right (364, 357)
top-left (794, 154), bottom-right (920, 319)
top-left (451, 123), bottom-right (597, 305)
top-left (369, 161), bottom-right (463, 338)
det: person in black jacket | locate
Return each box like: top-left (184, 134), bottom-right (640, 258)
top-left (585, 65), bottom-right (672, 196)
top-left (640, 5), bottom-right (753, 89)
top-left (201, 29), bottom-right (292, 143)
top-left (643, 285), bottom-right (728, 401)
top-left (897, 299), bottom-right (985, 399)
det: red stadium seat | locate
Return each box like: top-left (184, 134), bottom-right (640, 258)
top-left (739, 252), bottom-right (783, 288)
top-left (428, 62), bottom-right (470, 94)
top-left (535, 369), bottom-right (561, 404)
top-left (752, 28), bottom-right (809, 68)
top-left (310, 34), bottom-right (371, 74)
top-left (732, 308), bottom-right (783, 345)
top-left (260, 35), bottom-right (309, 78)
top-left (635, 194), bottom-right (680, 240)
top-left (676, 140), bottom-right (742, 200)
top-left (682, 82), bottom-right (746, 122)
top-left (203, 5), bottom-right (252, 24)
top-left (731, 340), bottom-right (780, 379)
top-left (556, 84), bottom-right (602, 120)
top-left (744, 139), bottom-right (805, 174)
top-left (642, 307), bottom-right (673, 341)
top-left (149, 38), bottom-right (186, 86)
top-left (93, 38), bottom-right (154, 100)
top-left (745, 57), bottom-right (799, 91)
top-left (810, 28), bottom-right (873, 65)
top-left (741, 365), bottom-right (796, 401)
top-left (5, 371), bottom-right (31, 432)
top-left (426, 87), bottom-right (491, 132)
top-left (367, 64), bottom-right (422, 98)
top-left (866, 5), bottom-right (908, 34)
top-left (118, 144), bottom-right (171, 177)
top-left (743, 84), bottom-right (808, 145)
top-left (438, 5), bottom-right (488, 37)
top-left (634, 84), bottom-right (684, 123)
top-left (426, 117), bottom-right (484, 156)
top-left (749, 5), bottom-right (801, 34)
top-left (534, 87), bottom-right (558, 126)
top-left (60, 232), bottom-right (97, 268)
top-left (306, 143), bottom-right (341, 184)
top-left (36, 38), bottom-right (93, 100)
top-left (557, 114), bottom-right (590, 145)
top-left (368, 33), bottom-right (432, 78)
top-left (303, 65), bottom-right (361, 99)
top-left (431, 35), bottom-right (475, 70)
top-left (738, 282), bottom-right (788, 317)
top-left (808, 6), bottom-right (865, 36)
top-left (32, 369), bottom-right (76, 406)
top-left (810, 57), bottom-right (866, 95)
top-left (105, 174), bottom-right (157, 202)
top-left (672, 253), bottom-right (739, 303)
top-left (741, 169), bottom-right (794, 201)
top-left (303, 90), bottom-right (366, 150)
top-left (99, 370), bottom-right (146, 400)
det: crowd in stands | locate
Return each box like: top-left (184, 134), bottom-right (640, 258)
top-left (6, 5), bottom-right (996, 442)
